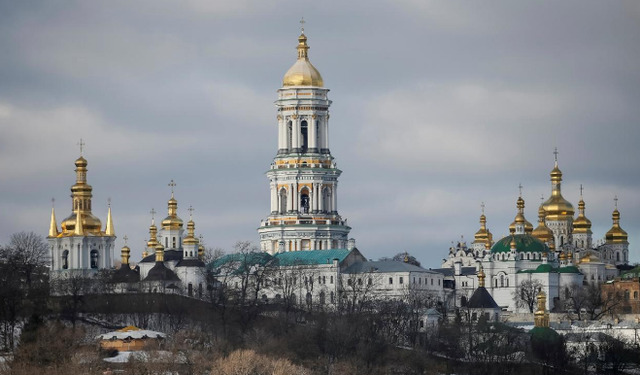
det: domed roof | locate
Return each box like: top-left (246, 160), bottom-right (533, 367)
top-left (542, 162), bottom-right (574, 220)
top-left (573, 198), bottom-right (592, 234)
top-left (61, 212), bottom-right (103, 235)
top-left (75, 156), bottom-right (88, 167)
top-left (606, 208), bottom-right (628, 244)
top-left (558, 265), bottom-right (581, 274)
top-left (491, 234), bottom-right (549, 254)
top-left (532, 205), bottom-right (554, 243)
top-left (282, 33), bottom-right (324, 87)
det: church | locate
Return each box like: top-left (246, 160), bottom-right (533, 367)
top-left (47, 24), bottom-right (632, 314)
top-left (438, 153), bottom-right (630, 312)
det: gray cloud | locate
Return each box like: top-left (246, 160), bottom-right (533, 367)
top-left (0, 0), bottom-right (639, 268)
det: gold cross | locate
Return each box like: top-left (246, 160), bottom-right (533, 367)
top-left (480, 202), bottom-right (485, 214)
top-left (614, 195), bottom-right (618, 208)
top-left (150, 208), bottom-right (156, 220)
top-left (77, 138), bottom-right (85, 155)
top-left (518, 183), bottom-right (523, 197)
top-left (168, 180), bottom-right (176, 196)
top-left (123, 235), bottom-right (128, 245)
top-left (188, 205), bottom-right (194, 219)
top-left (553, 147), bottom-right (559, 162)
top-left (300, 17), bottom-right (306, 33)
top-left (580, 184), bottom-right (584, 197)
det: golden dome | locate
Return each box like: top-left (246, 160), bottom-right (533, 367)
top-left (573, 198), bottom-right (592, 234)
top-left (606, 207), bottom-right (628, 244)
top-left (559, 252), bottom-right (567, 261)
top-left (542, 161), bottom-right (574, 220)
top-left (75, 156), bottom-right (88, 167)
top-left (473, 210), bottom-right (492, 246)
top-left (60, 212), bottom-right (103, 235)
top-left (282, 33), bottom-right (324, 87)
top-left (183, 219), bottom-right (199, 245)
top-left (162, 194), bottom-right (183, 230)
top-left (509, 196), bottom-right (534, 234)
top-left (477, 267), bottom-right (486, 287)
top-left (532, 205), bottom-right (554, 244)
top-left (578, 253), bottom-right (600, 264)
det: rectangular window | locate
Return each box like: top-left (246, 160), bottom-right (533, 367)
top-left (368, 278), bottom-right (372, 286)
top-left (358, 278), bottom-right (362, 285)
top-left (438, 279), bottom-right (441, 286)
top-left (431, 278), bottom-right (433, 285)
top-left (419, 278), bottom-right (422, 285)
top-left (413, 277), bottom-right (416, 284)
top-left (399, 277), bottom-right (404, 284)
top-left (330, 276), bottom-right (334, 284)
top-left (389, 277), bottom-right (393, 285)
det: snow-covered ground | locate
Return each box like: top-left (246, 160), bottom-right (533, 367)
top-left (104, 350), bottom-right (186, 363)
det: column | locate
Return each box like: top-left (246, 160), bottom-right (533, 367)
top-left (291, 115), bottom-right (300, 153)
top-left (287, 185), bottom-right (293, 212)
top-left (309, 115), bottom-right (318, 153)
top-left (278, 117), bottom-right (286, 154)
top-left (332, 184), bottom-right (337, 213)
top-left (318, 185), bottom-right (324, 212)
top-left (322, 117), bottom-right (330, 153)
top-left (271, 185), bottom-right (277, 213)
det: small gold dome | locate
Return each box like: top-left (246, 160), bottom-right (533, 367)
top-left (606, 208), bottom-right (628, 244)
top-left (559, 252), bottom-right (567, 261)
top-left (75, 156), bottom-right (88, 167)
top-left (573, 199), bottom-right (592, 234)
top-left (162, 194), bottom-right (183, 230)
top-left (282, 33), bottom-right (324, 87)
top-left (532, 205), bottom-right (554, 244)
top-left (60, 212), bottom-right (103, 235)
top-left (509, 197), bottom-right (534, 234)
top-left (542, 163), bottom-right (574, 220)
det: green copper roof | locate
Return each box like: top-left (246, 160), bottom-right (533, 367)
top-left (558, 265), bottom-right (581, 274)
top-left (517, 264), bottom-right (557, 274)
top-left (209, 252), bottom-right (273, 275)
top-left (273, 248), bottom-right (351, 266)
top-left (530, 326), bottom-right (561, 343)
top-left (621, 266), bottom-right (640, 279)
top-left (491, 234), bottom-right (549, 254)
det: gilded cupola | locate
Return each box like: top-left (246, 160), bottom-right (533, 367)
top-left (532, 201), bottom-right (554, 245)
top-left (573, 187), bottom-right (592, 234)
top-left (183, 207), bottom-right (199, 246)
top-left (121, 235), bottom-right (131, 265)
top-left (282, 21), bottom-right (324, 87)
top-left (605, 197), bottom-right (628, 244)
top-left (509, 192), bottom-right (533, 234)
top-left (161, 180), bottom-right (184, 230)
top-left (542, 149), bottom-right (575, 221)
top-left (473, 203), bottom-right (493, 247)
top-left (147, 208), bottom-right (159, 249)
top-left (59, 152), bottom-right (107, 236)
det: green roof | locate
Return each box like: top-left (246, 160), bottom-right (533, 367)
top-left (621, 266), bottom-right (640, 279)
top-left (273, 248), bottom-right (351, 266)
top-left (518, 264), bottom-right (557, 274)
top-left (530, 326), bottom-right (561, 343)
top-left (209, 252), bottom-right (273, 275)
top-left (491, 234), bottom-right (549, 254)
top-left (558, 265), bottom-right (581, 274)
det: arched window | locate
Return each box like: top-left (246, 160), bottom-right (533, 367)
top-left (301, 120), bottom-right (308, 152)
top-left (90, 250), bottom-right (99, 269)
top-left (319, 292), bottom-right (326, 305)
top-left (172, 237), bottom-right (176, 248)
top-left (306, 292), bottom-right (312, 306)
top-left (461, 296), bottom-right (467, 307)
top-left (526, 253), bottom-right (530, 260)
top-left (624, 290), bottom-right (630, 300)
top-left (634, 291), bottom-right (638, 299)
top-left (616, 252), bottom-right (620, 262)
top-left (500, 274), bottom-right (504, 287)
top-left (198, 283), bottom-right (203, 298)
top-left (300, 188), bottom-right (310, 214)
top-left (165, 237), bottom-right (168, 248)
top-left (62, 250), bottom-right (69, 270)
top-left (506, 278), bottom-right (509, 287)
top-left (330, 291), bottom-right (335, 303)
top-left (188, 283), bottom-right (193, 297)
top-left (494, 279), bottom-right (498, 288)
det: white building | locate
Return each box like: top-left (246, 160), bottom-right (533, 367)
top-left (257, 28), bottom-right (352, 254)
top-left (48, 152), bottom-right (116, 278)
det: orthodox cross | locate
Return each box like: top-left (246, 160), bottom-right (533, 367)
top-left (168, 180), bottom-right (176, 196)
top-left (580, 184), bottom-right (584, 197)
top-left (614, 195), bottom-right (618, 208)
top-left (199, 234), bottom-right (204, 243)
top-left (123, 235), bottom-right (128, 245)
top-left (188, 205), bottom-right (194, 219)
top-left (51, 198), bottom-right (55, 208)
top-left (77, 138), bottom-right (85, 155)
top-left (300, 17), bottom-right (305, 33)
top-left (518, 183), bottom-right (523, 197)
top-left (553, 147), bottom-right (559, 162)
top-left (481, 201), bottom-right (485, 214)
top-left (108, 197), bottom-right (111, 207)
top-left (150, 208), bottom-right (156, 220)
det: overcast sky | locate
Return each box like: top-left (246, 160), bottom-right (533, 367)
top-left (1, 0), bottom-right (639, 268)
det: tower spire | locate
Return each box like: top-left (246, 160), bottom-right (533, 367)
top-left (49, 198), bottom-right (59, 237)
top-left (105, 198), bottom-right (115, 236)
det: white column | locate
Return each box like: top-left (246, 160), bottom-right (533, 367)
top-left (278, 117), bottom-right (286, 151)
top-left (332, 184), bottom-right (337, 213)
top-left (323, 117), bottom-right (329, 150)
top-left (292, 116), bottom-right (300, 151)
top-left (287, 185), bottom-right (293, 212)
top-left (309, 116), bottom-right (318, 151)
top-left (318, 186), bottom-right (324, 212)
top-left (271, 185), bottom-right (277, 212)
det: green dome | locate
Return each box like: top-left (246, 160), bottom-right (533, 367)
top-left (491, 234), bottom-right (549, 254)
top-left (558, 265), bottom-right (581, 274)
top-left (535, 264), bottom-right (555, 273)
top-left (530, 326), bottom-right (561, 343)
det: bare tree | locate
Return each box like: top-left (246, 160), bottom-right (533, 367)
top-left (4, 232), bottom-right (49, 291)
top-left (512, 279), bottom-right (544, 313)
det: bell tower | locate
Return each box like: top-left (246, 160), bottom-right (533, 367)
top-left (258, 22), bottom-right (352, 255)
